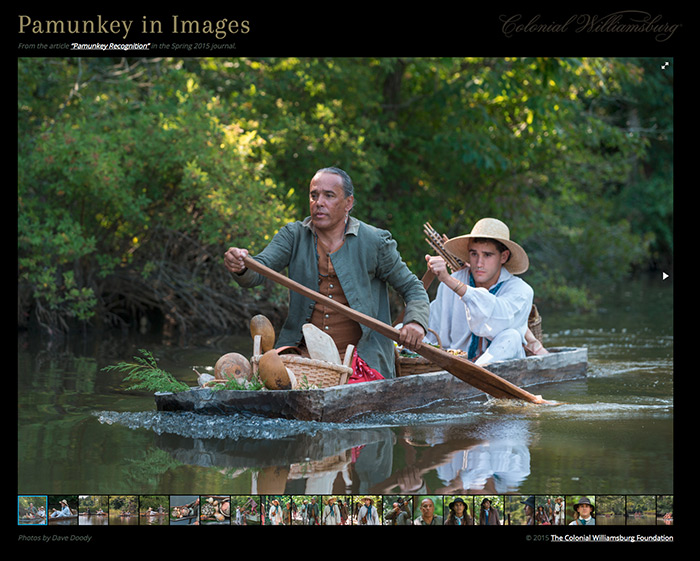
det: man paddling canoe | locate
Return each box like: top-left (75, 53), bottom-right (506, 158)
top-left (425, 217), bottom-right (546, 365)
top-left (224, 167), bottom-right (429, 379)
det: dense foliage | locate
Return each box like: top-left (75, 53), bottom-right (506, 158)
top-left (18, 57), bottom-right (672, 334)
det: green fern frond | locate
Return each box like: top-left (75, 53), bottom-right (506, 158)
top-left (102, 349), bottom-right (190, 393)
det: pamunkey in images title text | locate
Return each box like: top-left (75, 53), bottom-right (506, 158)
top-left (18, 15), bottom-right (251, 40)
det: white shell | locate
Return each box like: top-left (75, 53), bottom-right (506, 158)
top-left (198, 373), bottom-right (216, 387)
top-left (287, 368), bottom-right (297, 389)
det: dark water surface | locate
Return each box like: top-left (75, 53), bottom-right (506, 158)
top-left (18, 274), bottom-right (672, 497)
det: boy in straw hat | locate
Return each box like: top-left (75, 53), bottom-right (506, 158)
top-left (424, 217), bottom-right (544, 365)
top-left (322, 497), bottom-right (342, 525)
top-left (357, 496), bottom-right (380, 525)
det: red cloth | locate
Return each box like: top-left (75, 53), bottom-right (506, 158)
top-left (348, 348), bottom-right (385, 384)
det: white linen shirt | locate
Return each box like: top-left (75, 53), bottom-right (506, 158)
top-left (425, 267), bottom-right (533, 354)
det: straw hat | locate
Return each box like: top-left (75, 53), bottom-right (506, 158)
top-left (444, 218), bottom-right (529, 274)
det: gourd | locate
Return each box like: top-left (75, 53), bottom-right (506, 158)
top-left (214, 352), bottom-right (252, 382)
top-left (257, 349), bottom-right (295, 390)
top-left (250, 314), bottom-right (275, 353)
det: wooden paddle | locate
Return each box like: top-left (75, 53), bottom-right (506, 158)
top-left (242, 256), bottom-right (547, 404)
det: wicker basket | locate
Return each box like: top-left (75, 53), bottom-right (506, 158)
top-left (528, 305), bottom-right (543, 342)
top-left (395, 328), bottom-right (445, 377)
top-left (395, 353), bottom-right (442, 377)
top-left (252, 353), bottom-right (352, 388)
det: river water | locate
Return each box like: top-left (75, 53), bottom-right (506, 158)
top-left (17, 274), bottom-right (672, 501)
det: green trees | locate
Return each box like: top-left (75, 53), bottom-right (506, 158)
top-left (19, 58), bottom-right (289, 332)
top-left (18, 57), bottom-right (672, 333)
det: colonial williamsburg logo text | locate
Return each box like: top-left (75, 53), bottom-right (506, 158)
top-left (499, 11), bottom-right (680, 42)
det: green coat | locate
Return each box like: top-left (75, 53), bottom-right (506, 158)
top-left (233, 216), bottom-right (429, 378)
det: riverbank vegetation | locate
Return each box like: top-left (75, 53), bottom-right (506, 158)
top-left (18, 57), bottom-right (672, 335)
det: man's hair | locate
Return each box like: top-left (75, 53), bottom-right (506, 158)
top-left (470, 237), bottom-right (511, 262)
top-left (315, 167), bottom-right (354, 199)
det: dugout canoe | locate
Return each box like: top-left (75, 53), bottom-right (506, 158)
top-left (155, 347), bottom-right (587, 423)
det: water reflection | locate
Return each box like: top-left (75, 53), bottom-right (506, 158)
top-left (108, 513), bottom-right (139, 526)
top-left (95, 408), bottom-right (535, 495)
top-left (78, 514), bottom-right (109, 526)
top-left (47, 517), bottom-right (77, 526)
